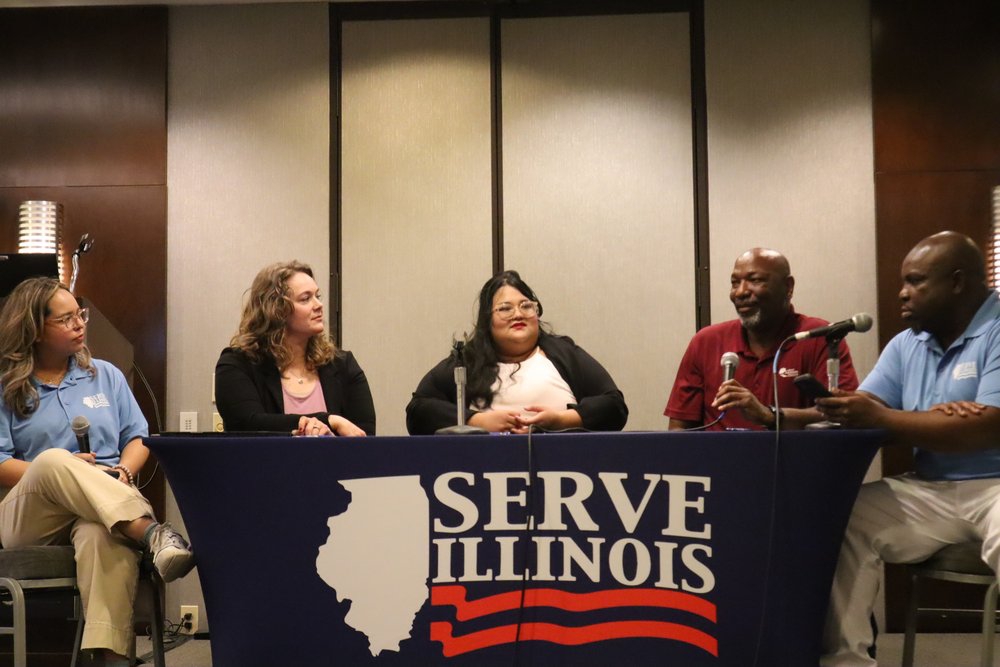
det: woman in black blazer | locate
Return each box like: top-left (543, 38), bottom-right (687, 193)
top-left (215, 261), bottom-right (375, 436)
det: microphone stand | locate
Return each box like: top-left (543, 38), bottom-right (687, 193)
top-left (69, 233), bottom-right (94, 294)
top-left (826, 335), bottom-right (842, 392)
top-left (435, 341), bottom-right (487, 436)
top-left (806, 334), bottom-right (844, 430)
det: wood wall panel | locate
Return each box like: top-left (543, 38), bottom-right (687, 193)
top-left (872, 0), bottom-right (1000, 634)
top-left (0, 7), bottom-right (167, 657)
top-left (872, 1), bottom-right (1000, 173)
top-left (874, 172), bottom-right (1000, 350)
top-left (0, 6), bottom-right (167, 187)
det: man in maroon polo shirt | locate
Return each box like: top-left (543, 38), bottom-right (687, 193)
top-left (665, 248), bottom-right (859, 431)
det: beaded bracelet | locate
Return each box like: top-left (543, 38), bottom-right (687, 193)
top-left (112, 464), bottom-right (135, 486)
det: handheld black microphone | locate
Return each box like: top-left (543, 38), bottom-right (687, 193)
top-left (71, 416), bottom-right (91, 454)
top-left (720, 351), bottom-right (739, 383)
top-left (793, 313), bottom-right (873, 341)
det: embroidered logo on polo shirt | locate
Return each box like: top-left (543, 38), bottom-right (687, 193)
top-left (82, 393), bottom-right (111, 409)
top-left (778, 367), bottom-right (800, 378)
top-left (953, 362), bottom-right (978, 381)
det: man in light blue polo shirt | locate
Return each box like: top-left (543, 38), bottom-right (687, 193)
top-left (817, 231), bottom-right (1000, 667)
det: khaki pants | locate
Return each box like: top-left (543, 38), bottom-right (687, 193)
top-left (0, 448), bottom-right (154, 656)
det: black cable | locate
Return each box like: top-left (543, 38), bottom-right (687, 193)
top-left (512, 424), bottom-right (538, 667)
top-left (683, 411), bottom-right (727, 431)
top-left (749, 335), bottom-right (795, 667)
top-left (131, 361), bottom-right (163, 490)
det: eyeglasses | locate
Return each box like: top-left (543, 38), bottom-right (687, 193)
top-left (47, 308), bottom-right (89, 330)
top-left (493, 300), bottom-right (539, 320)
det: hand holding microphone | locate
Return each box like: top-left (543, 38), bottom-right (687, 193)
top-left (712, 352), bottom-right (775, 426)
top-left (71, 415), bottom-right (95, 463)
top-left (71, 415), bottom-right (122, 478)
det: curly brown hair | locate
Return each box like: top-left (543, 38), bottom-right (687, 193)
top-left (229, 261), bottom-right (337, 371)
top-left (0, 277), bottom-right (94, 418)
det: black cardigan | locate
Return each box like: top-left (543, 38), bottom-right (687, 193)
top-left (215, 347), bottom-right (376, 435)
top-left (405, 333), bottom-right (627, 435)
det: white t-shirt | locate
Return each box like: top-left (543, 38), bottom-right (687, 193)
top-left (481, 347), bottom-right (577, 414)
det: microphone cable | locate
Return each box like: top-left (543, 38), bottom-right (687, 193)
top-left (748, 334), bottom-right (795, 667)
top-left (513, 423), bottom-right (538, 667)
top-left (683, 411), bottom-right (727, 431)
top-left (132, 361), bottom-right (163, 490)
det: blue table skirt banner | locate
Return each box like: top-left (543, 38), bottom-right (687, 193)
top-left (147, 429), bottom-right (883, 667)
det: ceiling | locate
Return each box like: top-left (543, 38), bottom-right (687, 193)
top-left (0, 0), bottom-right (429, 7)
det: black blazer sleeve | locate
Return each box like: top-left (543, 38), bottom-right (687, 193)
top-left (215, 348), bottom-right (376, 435)
top-left (320, 351), bottom-right (377, 436)
top-left (405, 356), bottom-right (466, 435)
top-left (540, 334), bottom-right (628, 431)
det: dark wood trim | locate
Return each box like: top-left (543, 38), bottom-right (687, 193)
top-left (490, 13), bottom-right (504, 273)
top-left (688, 0), bottom-right (710, 330)
top-left (329, 4), bottom-right (343, 348)
top-left (333, 0), bottom-right (690, 21)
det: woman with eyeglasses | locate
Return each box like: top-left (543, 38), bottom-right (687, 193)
top-left (406, 270), bottom-right (628, 434)
top-left (215, 260), bottom-right (375, 436)
top-left (0, 277), bottom-right (194, 666)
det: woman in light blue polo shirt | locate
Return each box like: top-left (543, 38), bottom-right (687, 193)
top-left (0, 277), bottom-right (195, 666)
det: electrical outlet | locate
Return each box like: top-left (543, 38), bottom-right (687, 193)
top-left (179, 412), bottom-right (198, 433)
top-left (180, 605), bottom-right (199, 635)
top-left (212, 412), bottom-right (224, 432)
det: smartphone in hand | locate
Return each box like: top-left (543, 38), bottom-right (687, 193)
top-left (794, 373), bottom-right (833, 401)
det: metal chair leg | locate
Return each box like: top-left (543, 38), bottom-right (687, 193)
top-left (70, 593), bottom-right (84, 667)
top-left (983, 581), bottom-right (998, 667)
top-left (1, 579), bottom-right (28, 667)
top-left (149, 575), bottom-right (166, 667)
top-left (902, 570), bottom-right (920, 667)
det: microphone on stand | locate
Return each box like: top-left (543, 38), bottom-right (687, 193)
top-left (721, 351), bottom-right (739, 383)
top-left (71, 416), bottom-right (91, 454)
top-left (793, 313), bottom-right (873, 341)
top-left (435, 340), bottom-right (487, 435)
top-left (69, 233), bottom-right (94, 294)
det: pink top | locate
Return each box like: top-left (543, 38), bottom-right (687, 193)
top-left (282, 381), bottom-right (327, 416)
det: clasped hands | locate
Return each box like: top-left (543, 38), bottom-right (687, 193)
top-left (468, 406), bottom-right (580, 434)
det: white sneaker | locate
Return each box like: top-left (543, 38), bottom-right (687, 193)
top-left (146, 522), bottom-right (195, 582)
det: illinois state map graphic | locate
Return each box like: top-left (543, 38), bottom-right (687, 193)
top-left (316, 475), bottom-right (429, 656)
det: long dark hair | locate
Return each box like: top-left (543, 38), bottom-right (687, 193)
top-left (464, 270), bottom-right (548, 408)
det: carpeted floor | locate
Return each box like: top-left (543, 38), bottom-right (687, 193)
top-left (134, 633), bottom-right (993, 666)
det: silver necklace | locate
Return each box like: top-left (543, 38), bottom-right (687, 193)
top-left (284, 369), bottom-right (311, 384)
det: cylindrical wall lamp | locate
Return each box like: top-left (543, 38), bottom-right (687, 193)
top-left (991, 186), bottom-right (1000, 291)
top-left (18, 200), bottom-right (64, 281)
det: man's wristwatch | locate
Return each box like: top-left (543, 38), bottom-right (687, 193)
top-left (767, 405), bottom-right (785, 430)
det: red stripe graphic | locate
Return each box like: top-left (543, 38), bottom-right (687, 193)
top-left (430, 585), bottom-right (716, 623)
top-left (430, 620), bottom-right (718, 657)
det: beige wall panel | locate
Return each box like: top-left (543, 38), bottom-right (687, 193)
top-left (501, 13), bottom-right (695, 431)
top-left (341, 18), bottom-right (493, 436)
top-left (166, 3), bottom-right (330, 628)
top-left (705, 0), bottom-right (878, 379)
top-left (705, 0), bottom-right (881, 623)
